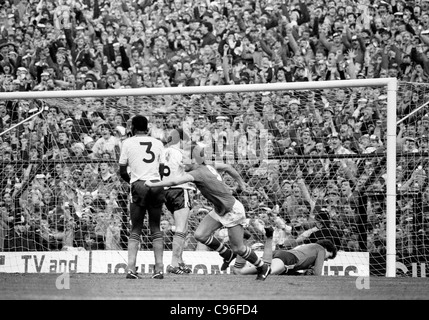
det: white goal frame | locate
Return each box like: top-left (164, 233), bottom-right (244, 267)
top-left (0, 78), bottom-right (398, 277)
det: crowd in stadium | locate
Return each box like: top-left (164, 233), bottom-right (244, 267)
top-left (1, 0), bottom-right (429, 259)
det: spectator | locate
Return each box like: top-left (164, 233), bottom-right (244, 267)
top-left (4, 221), bottom-right (38, 251)
top-left (60, 216), bottom-right (77, 249)
top-left (105, 213), bottom-right (122, 250)
top-left (70, 141), bottom-right (91, 160)
top-left (93, 210), bottom-right (108, 250)
top-left (0, 203), bottom-right (12, 251)
top-left (281, 179), bottom-right (312, 224)
top-left (91, 123), bottom-right (121, 159)
top-left (96, 160), bottom-right (115, 186)
top-left (160, 218), bottom-right (174, 250)
top-left (73, 211), bottom-right (94, 249)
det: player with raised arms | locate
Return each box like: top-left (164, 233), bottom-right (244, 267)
top-left (145, 143), bottom-right (271, 281)
top-left (119, 115), bottom-right (166, 279)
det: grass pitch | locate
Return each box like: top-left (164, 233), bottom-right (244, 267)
top-left (1, 273), bottom-right (428, 300)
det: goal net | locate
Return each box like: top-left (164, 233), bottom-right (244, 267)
top-left (1, 79), bottom-right (425, 277)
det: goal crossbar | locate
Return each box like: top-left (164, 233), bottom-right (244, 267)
top-left (0, 78), bottom-right (397, 99)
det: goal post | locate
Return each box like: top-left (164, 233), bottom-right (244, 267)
top-left (0, 78), bottom-right (401, 277)
top-left (385, 78), bottom-right (397, 278)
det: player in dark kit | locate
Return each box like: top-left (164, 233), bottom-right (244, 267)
top-left (119, 115), bottom-right (166, 279)
top-left (145, 144), bottom-right (271, 281)
top-left (233, 227), bottom-right (337, 276)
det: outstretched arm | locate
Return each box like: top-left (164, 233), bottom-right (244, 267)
top-left (214, 163), bottom-right (247, 190)
top-left (145, 173), bottom-right (195, 188)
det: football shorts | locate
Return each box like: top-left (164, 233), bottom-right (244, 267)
top-left (165, 188), bottom-right (192, 213)
top-left (208, 199), bottom-right (246, 228)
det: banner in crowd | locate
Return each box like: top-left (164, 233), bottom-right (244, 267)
top-left (0, 251), bottom-right (369, 276)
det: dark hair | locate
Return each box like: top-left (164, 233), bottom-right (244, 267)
top-left (48, 105), bottom-right (59, 113)
top-left (316, 239), bottom-right (337, 259)
top-left (131, 115), bottom-right (148, 132)
top-left (91, 111), bottom-right (105, 120)
top-left (202, 21), bottom-right (213, 32)
top-left (315, 210), bottom-right (331, 227)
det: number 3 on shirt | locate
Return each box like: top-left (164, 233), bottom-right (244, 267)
top-left (140, 142), bottom-right (155, 163)
top-left (207, 165), bottom-right (222, 181)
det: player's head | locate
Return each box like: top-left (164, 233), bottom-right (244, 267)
top-left (167, 128), bottom-right (189, 146)
top-left (131, 115), bottom-right (148, 135)
top-left (316, 239), bottom-right (337, 260)
top-left (183, 143), bottom-right (206, 170)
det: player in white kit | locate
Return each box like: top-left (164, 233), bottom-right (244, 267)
top-left (119, 115), bottom-right (166, 279)
top-left (162, 128), bottom-right (194, 274)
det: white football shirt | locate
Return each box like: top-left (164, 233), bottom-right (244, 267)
top-left (162, 145), bottom-right (194, 190)
top-left (119, 135), bottom-right (164, 183)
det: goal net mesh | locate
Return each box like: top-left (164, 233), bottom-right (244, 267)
top-left (0, 81), bottom-right (427, 276)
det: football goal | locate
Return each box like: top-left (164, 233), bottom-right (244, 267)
top-left (2, 78), bottom-right (426, 278)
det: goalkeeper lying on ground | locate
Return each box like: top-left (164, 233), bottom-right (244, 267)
top-left (232, 228), bottom-right (338, 276)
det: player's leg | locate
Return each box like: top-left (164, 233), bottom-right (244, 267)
top-left (232, 262), bottom-right (257, 275)
top-left (261, 227), bottom-right (274, 263)
top-left (176, 209), bottom-right (192, 272)
top-left (226, 200), bottom-right (271, 280)
top-left (126, 181), bottom-right (151, 279)
top-left (126, 202), bottom-right (145, 279)
top-left (232, 227), bottom-right (274, 275)
top-left (232, 229), bottom-right (251, 272)
top-left (194, 212), bottom-right (233, 267)
top-left (271, 251), bottom-right (299, 275)
top-left (147, 183), bottom-right (166, 279)
top-left (148, 207), bottom-right (164, 278)
top-left (195, 208), bottom-right (245, 271)
top-left (263, 226), bottom-right (283, 276)
top-left (230, 231), bottom-right (257, 275)
top-left (227, 224), bottom-right (270, 280)
top-left (270, 258), bottom-right (287, 275)
top-left (171, 207), bottom-right (191, 271)
top-left (166, 189), bottom-right (191, 274)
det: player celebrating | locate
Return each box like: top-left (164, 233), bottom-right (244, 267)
top-left (145, 144), bottom-right (271, 281)
top-left (162, 128), bottom-right (194, 274)
top-left (233, 227), bottom-right (338, 276)
top-left (119, 115), bottom-right (166, 279)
